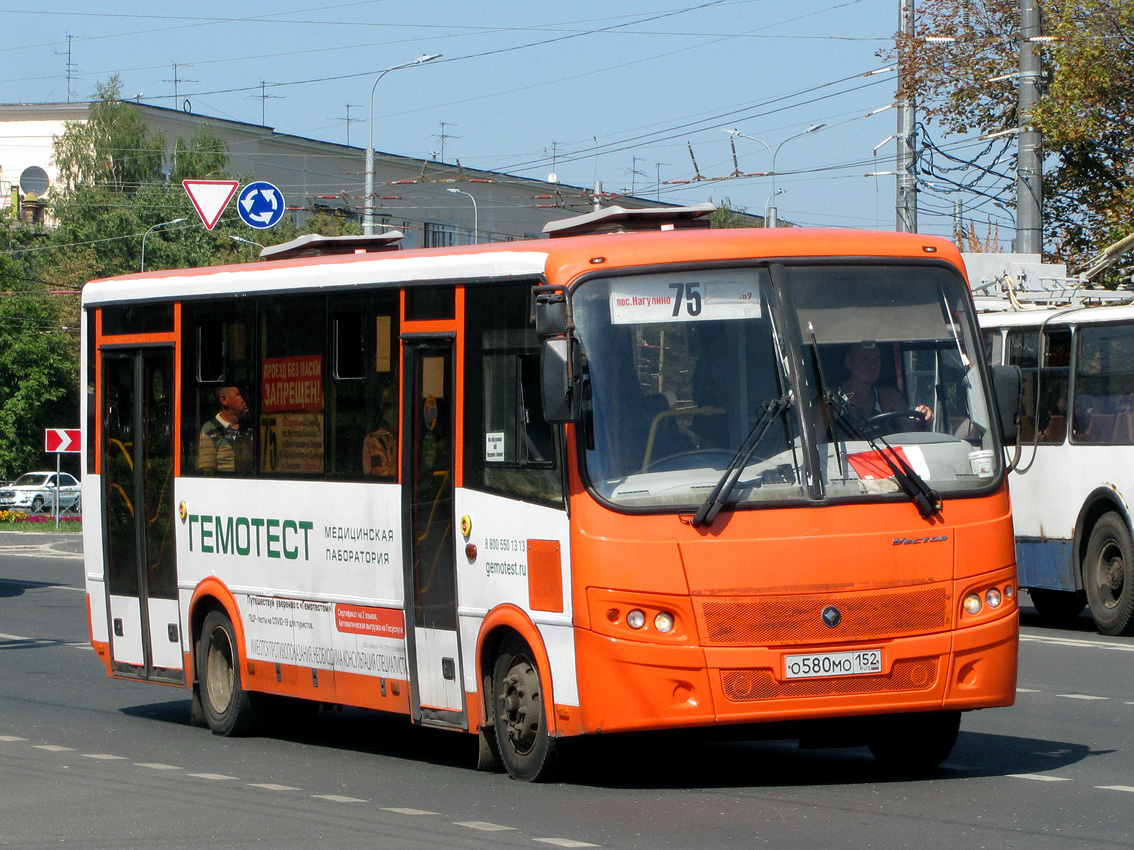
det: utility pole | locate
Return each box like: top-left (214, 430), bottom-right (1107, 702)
top-left (1016, 0), bottom-right (1043, 255)
top-left (896, 0), bottom-right (918, 233)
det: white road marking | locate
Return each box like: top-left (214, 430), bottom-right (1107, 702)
top-left (0, 736), bottom-right (28, 742)
top-left (135, 763), bottom-right (180, 770)
top-left (1056, 694), bottom-right (1109, 701)
top-left (1097, 786), bottom-right (1134, 793)
top-left (455, 822), bottom-right (516, 832)
top-left (189, 773), bottom-right (237, 780)
top-left (533, 840), bottom-right (600, 848)
top-left (1020, 634), bottom-right (1134, 653)
top-left (249, 783), bottom-right (300, 791)
top-left (33, 745), bottom-right (74, 752)
top-left (312, 794), bottom-right (368, 803)
top-left (382, 808), bottom-right (438, 816)
top-left (83, 754), bottom-right (127, 760)
top-left (1009, 773), bottom-right (1073, 782)
top-left (1016, 687), bottom-right (1041, 693)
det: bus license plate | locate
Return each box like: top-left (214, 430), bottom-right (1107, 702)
top-left (784, 649), bottom-right (883, 679)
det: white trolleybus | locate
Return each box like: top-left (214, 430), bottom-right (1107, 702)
top-left (81, 206), bottom-right (1021, 780)
top-left (979, 261), bottom-right (1134, 635)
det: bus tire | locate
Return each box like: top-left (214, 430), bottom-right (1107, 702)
top-left (868, 710), bottom-right (960, 773)
top-left (492, 637), bottom-right (557, 781)
top-left (1027, 587), bottom-right (1086, 625)
top-left (198, 609), bottom-right (259, 736)
top-left (1083, 513), bottom-right (1134, 636)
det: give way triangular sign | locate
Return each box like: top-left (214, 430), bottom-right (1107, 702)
top-left (183, 180), bottom-right (239, 230)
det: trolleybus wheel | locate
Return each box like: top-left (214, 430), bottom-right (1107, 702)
top-left (492, 637), bottom-right (557, 781)
top-left (1027, 587), bottom-right (1086, 625)
top-left (198, 609), bottom-right (259, 736)
top-left (868, 710), bottom-right (960, 773)
top-left (1083, 513), bottom-right (1134, 636)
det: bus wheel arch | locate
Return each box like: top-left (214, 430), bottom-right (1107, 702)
top-left (188, 582), bottom-right (258, 735)
top-left (475, 609), bottom-right (559, 781)
top-left (1075, 490), bottom-right (1134, 636)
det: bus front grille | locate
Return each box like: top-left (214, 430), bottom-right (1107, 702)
top-left (696, 586), bottom-right (951, 646)
top-left (721, 658), bottom-right (939, 701)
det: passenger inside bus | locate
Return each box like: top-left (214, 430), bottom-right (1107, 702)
top-left (839, 342), bottom-right (933, 431)
top-left (198, 385), bottom-right (255, 474)
top-left (363, 383), bottom-right (398, 478)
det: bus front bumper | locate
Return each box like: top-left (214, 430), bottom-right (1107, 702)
top-left (571, 612), bottom-right (1017, 736)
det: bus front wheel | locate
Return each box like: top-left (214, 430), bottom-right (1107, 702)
top-left (198, 610), bottom-right (259, 736)
top-left (492, 637), bottom-right (557, 781)
top-left (1083, 513), bottom-right (1134, 636)
top-left (868, 710), bottom-right (960, 773)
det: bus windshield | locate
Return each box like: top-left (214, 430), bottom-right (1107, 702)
top-left (572, 262), bottom-right (998, 510)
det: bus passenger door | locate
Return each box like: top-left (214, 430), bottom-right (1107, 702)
top-left (403, 341), bottom-right (465, 725)
top-left (101, 348), bottom-right (183, 684)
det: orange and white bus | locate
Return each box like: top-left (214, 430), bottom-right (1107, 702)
top-left (81, 207), bottom-right (1019, 780)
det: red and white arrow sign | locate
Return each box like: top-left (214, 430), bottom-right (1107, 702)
top-left (183, 179), bottom-right (239, 231)
top-left (45, 428), bottom-right (81, 453)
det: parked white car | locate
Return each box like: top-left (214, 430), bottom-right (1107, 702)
top-left (0, 472), bottom-right (82, 513)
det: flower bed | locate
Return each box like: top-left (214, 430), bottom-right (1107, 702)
top-left (0, 509), bottom-right (82, 528)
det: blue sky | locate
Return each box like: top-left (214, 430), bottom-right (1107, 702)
top-left (2, 1), bottom-right (1007, 240)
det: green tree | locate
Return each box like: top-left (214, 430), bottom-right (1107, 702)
top-left (0, 211), bottom-right (79, 478)
top-left (886, 0), bottom-right (1134, 276)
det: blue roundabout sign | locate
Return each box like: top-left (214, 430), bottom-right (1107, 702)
top-left (237, 181), bottom-right (285, 229)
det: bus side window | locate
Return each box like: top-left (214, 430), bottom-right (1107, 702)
top-left (1074, 323), bottom-right (1134, 445)
top-left (329, 297), bottom-right (399, 479)
top-left (182, 305), bottom-right (256, 476)
top-left (1007, 328), bottom-right (1070, 443)
top-left (463, 281), bottom-right (562, 506)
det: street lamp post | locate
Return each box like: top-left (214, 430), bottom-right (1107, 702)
top-left (364, 53), bottom-right (442, 235)
top-left (446, 187), bottom-right (479, 244)
top-left (723, 124), bottom-right (827, 227)
top-left (140, 218), bottom-right (187, 271)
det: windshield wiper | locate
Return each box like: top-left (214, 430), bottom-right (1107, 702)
top-left (806, 322), bottom-right (845, 479)
top-left (691, 393), bottom-right (792, 528)
top-left (832, 412), bottom-right (942, 519)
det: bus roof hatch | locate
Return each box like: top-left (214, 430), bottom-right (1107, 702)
top-left (259, 231), bottom-right (405, 261)
top-left (542, 203), bottom-right (716, 238)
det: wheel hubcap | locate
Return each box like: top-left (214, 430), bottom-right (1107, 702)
top-left (501, 657), bottom-right (540, 755)
top-left (205, 628), bottom-right (235, 713)
top-left (1096, 540), bottom-right (1125, 609)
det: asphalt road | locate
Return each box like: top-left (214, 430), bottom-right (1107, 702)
top-left (1, 530), bottom-right (1131, 850)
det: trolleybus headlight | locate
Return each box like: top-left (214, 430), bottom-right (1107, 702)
top-left (985, 588), bottom-right (1003, 608)
top-left (1004, 584), bottom-right (1015, 599)
top-left (654, 611), bottom-right (675, 634)
top-left (962, 593), bottom-right (983, 615)
top-left (627, 609), bottom-right (647, 630)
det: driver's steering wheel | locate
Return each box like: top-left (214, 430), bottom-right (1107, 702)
top-left (865, 408), bottom-right (928, 430)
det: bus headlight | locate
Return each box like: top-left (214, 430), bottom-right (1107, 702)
top-left (627, 609), bottom-right (646, 630)
top-left (654, 612), bottom-right (675, 634)
top-left (985, 588), bottom-right (1003, 608)
top-left (963, 594), bottom-right (983, 615)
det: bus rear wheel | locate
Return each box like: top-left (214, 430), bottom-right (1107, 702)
top-left (492, 637), bottom-right (557, 782)
top-left (868, 710), bottom-right (960, 773)
top-left (198, 610), bottom-right (259, 736)
top-left (1083, 513), bottom-right (1134, 636)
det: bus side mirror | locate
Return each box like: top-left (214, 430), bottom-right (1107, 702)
top-left (991, 364), bottom-right (1021, 444)
top-left (541, 337), bottom-right (582, 423)
top-left (533, 291), bottom-right (568, 336)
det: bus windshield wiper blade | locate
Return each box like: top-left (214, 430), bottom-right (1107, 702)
top-left (833, 414), bottom-right (942, 519)
top-left (691, 393), bottom-right (791, 528)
